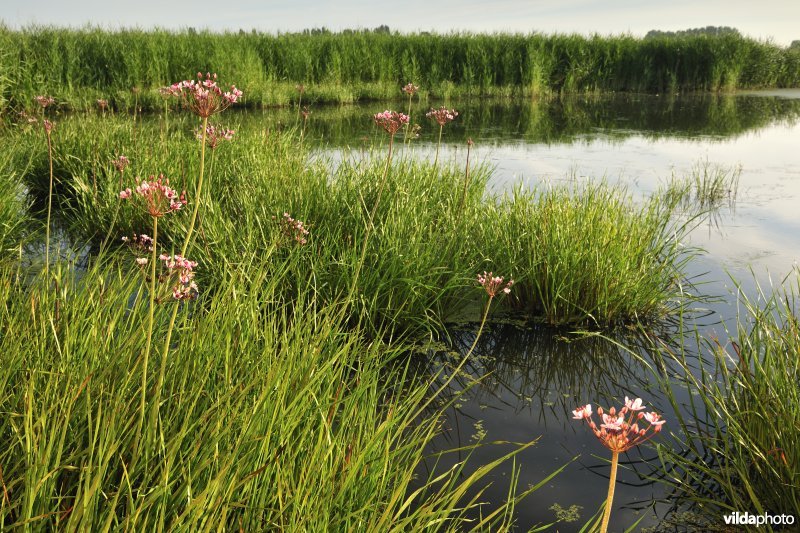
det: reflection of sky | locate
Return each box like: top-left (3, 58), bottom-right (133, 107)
top-left (451, 120), bottom-right (800, 298)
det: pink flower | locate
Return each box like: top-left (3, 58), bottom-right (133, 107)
top-left (402, 82), bottom-right (419, 96)
top-left (112, 155), bottom-right (130, 173)
top-left (197, 124), bottom-right (236, 149)
top-left (119, 174), bottom-right (186, 217)
top-left (573, 397), bottom-right (665, 453)
top-left (168, 72), bottom-right (242, 118)
top-left (42, 120), bottom-right (54, 134)
top-left (34, 95), bottom-right (55, 108)
top-left (625, 397), bottom-right (646, 411)
top-left (135, 257), bottom-right (148, 266)
top-left (426, 106), bottom-right (458, 126)
top-left (477, 271), bottom-right (514, 298)
top-left (373, 110), bottom-right (409, 136)
top-left (275, 212), bottom-right (310, 245)
top-left (572, 404), bottom-right (592, 419)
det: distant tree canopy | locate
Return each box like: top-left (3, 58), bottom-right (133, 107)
top-left (790, 40), bottom-right (800, 51)
top-left (645, 26), bottom-right (741, 39)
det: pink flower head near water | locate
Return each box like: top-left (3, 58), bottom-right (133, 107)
top-left (373, 110), bottom-right (409, 136)
top-left (275, 212), bottom-right (310, 245)
top-left (573, 397), bottom-right (665, 453)
top-left (477, 271), bottom-right (514, 298)
top-left (119, 174), bottom-right (186, 217)
top-left (426, 106), bottom-right (458, 126)
top-left (167, 72), bottom-right (242, 118)
top-left (402, 82), bottom-right (419, 96)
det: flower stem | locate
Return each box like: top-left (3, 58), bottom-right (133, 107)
top-left (600, 450), bottom-right (619, 533)
top-left (456, 140), bottom-right (472, 224)
top-left (434, 124), bottom-right (443, 167)
top-left (181, 116), bottom-right (208, 256)
top-left (403, 93), bottom-right (413, 144)
top-left (349, 133), bottom-right (395, 300)
top-left (138, 215), bottom-right (159, 448)
top-left (44, 127), bottom-right (54, 277)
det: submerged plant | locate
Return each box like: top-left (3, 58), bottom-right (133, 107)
top-left (426, 106), bottom-right (458, 167)
top-left (572, 397), bottom-right (665, 533)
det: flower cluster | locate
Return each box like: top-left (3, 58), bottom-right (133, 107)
top-left (477, 271), bottom-right (513, 298)
top-left (572, 397), bottom-right (665, 453)
top-left (197, 124), bottom-right (235, 149)
top-left (275, 212), bottom-right (310, 245)
top-left (295, 84), bottom-right (306, 94)
top-left (97, 99), bottom-right (109, 111)
top-left (426, 106), bottom-right (458, 126)
top-left (112, 155), bottom-right (130, 173)
top-left (402, 82), bottom-right (419, 96)
top-left (34, 95), bottom-right (55, 108)
top-left (42, 119), bottom-right (54, 134)
top-left (119, 174), bottom-right (186, 217)
top-left (160, 254), bottom-right (199, 300)
top-left (373, 110), bottom-right (409, 136)
top-left (121, 233), bottom-right (154, 252)
top-left (166, 72), bottom-right (243, 118)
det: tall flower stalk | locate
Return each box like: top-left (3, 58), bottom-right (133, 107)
top-left (349, 110), bottom-right (408, 298)
top-left (119, 175), bottom-right (186, 445)
top-left (166, 72), bottom-right (242, 255)
top-left (34, 96), bottom-right (55, 276)
top-left (401, 83), bottom-right (418, 144)
top-left (426, 106), bottom-right (458, 167)
top-left (572, 398), bottom-right (665, 533)
top-left (456, 138), bottom-right (474, 223)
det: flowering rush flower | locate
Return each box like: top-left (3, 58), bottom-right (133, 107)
top-left (159, 254), bottom-right (199, 300)
top-left (166, 72), bottom-right (242, 118)
top-left (42, 119), bottom-right (54, 134)
top-left (275, 212), bottom-right (310, 245)
top-left (426, 106), bottom-right (458, 126)
top-left (34, 95), bottom-right (55, 108)
top-left (112, 155), bottom-right (130, 173)
top-left (119, 174), bottom-right (186, 218)
top-left (373, 110), bottom-right (409, 136)
top-left (197, 124), bottom-right (235, 149)
top-left (402, 82), bottom-right (419, 96)
top-left (97, 99), bottom-right (109, 111)
top-left (572, 396), bottom-right (665, 453)
top-left (477, 271), bottom-right (513, 298)
top-left (122, 233), bottom-right (154, 252)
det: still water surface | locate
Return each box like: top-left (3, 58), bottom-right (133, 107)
top-left (289, 90), bottom-right (800, 530)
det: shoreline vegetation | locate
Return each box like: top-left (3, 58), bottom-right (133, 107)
top-left (1, 26), bottom-right (800, 114)
top-left (0, 44), bottom-right (798, 529)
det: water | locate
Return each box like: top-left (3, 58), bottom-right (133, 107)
top-left (287, 90), bottom-right (800, 530)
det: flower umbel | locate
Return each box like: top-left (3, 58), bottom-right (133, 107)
top-left (112, 155), bottom-right (130, 173)
top-left (119, 174), bottom-right (186, 217)
top-left (167, 72), bottom-right (242, 118)
top-left (373, 110), bottom-right (409, 136)
top-left (197, 124), bottom-right (235, 149)
top-left (402, 82), bottom-right (419, 96)
top-left (426, 106), bottom-right (458, 126)
top-left (573, 397), bottom-right (665, 453)
top-left (274, 212), bottom-right (310, 245)
top-left (159, 254), bottom-right (199, 300)
top-left (477, 271), bottom-right (514, 298)
top-left (35, 95), bottom-right (55, 108)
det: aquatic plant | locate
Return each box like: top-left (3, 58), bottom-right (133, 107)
top-left (119, 174), bottom-right (186, 447)
top-left (401, 82), bottom-right (418, 143)
top-left (573, 397), bottom-right (665, 533)
top-left (426, 106), bottom-right (458, 166)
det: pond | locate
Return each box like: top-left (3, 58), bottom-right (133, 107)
top-left (284, 90), bottom-right (800, 530)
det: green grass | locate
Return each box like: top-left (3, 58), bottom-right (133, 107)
top-left (648, 275), bottom-right (800, 528)
top-left (2, 26), bottom-right (799, 114)
top-left (0, 97), bottom-right (718, 529)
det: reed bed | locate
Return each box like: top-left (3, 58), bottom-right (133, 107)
top-left (2, 26), bottom-right (799, 113)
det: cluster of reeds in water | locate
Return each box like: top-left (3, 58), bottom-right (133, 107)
top-left (0, 73), bottom-right (797, 530)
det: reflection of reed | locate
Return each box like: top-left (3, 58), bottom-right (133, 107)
top-left (222, 93), bottom-right (800, 148)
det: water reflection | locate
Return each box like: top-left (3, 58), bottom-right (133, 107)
top-left (410, 318), bottom-right (711, 531)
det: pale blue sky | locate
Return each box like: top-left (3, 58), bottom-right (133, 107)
top-left (2, 0), bottom-right (797, 45)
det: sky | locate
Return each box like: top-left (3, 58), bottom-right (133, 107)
top-left (2, 0), bottom-right (798, 46)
